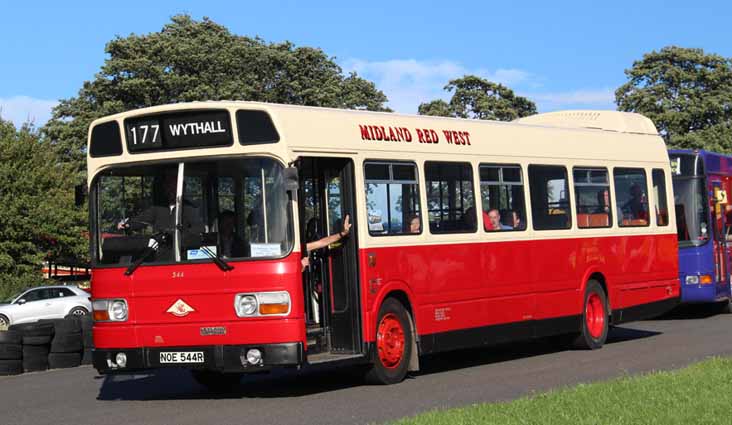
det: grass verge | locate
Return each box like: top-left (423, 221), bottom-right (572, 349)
top-left (391, 357), bottom-right (732, 425)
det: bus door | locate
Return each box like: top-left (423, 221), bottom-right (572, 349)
top-left (709, 178), bottom-right (729, 295)
top-left (298, 157), bottom-right (362, 356)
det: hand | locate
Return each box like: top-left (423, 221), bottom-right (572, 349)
top-left (301, 256), bottom-right (310, 272)
top-left (117, 218), bottom-right (129, 231)
top-left (341, 214), bottom-right (352, 236)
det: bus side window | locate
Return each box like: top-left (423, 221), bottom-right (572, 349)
top-left (614, 168), bottom-right (649, 227)
top-left (364, 161), bottom-right (422, 235)
top-left (425, 162), bottom-right (476, 234)
top-left (528, 165), bottom-right (571, 230)
top-left (573, 167), bottom-right (612, 229)
top-left (652, 169), bottom-right (669, 226)
top-left (479, 164), bottom-right (526, 231)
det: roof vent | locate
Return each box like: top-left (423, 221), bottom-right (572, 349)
top-left (514, 110), bottom-right (658, 135)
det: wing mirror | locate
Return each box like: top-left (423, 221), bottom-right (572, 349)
top-left (17, 299), bottom-right (26, 305)
top-left (75, 184), bottom-right (88, 207)
top-left (283, 166), bottom-right (299, 199)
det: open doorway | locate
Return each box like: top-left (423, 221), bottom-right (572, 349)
top-left (298, 157), bottom-right (362, 357)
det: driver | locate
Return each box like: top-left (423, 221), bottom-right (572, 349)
top-left (117, 172), bottom-right (204, 258)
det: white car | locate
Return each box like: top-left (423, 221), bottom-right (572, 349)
top-left (0, 285), bottom-right (92, 327)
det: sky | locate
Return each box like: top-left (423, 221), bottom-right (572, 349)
top-left (1, 0), bottom-right (732, 128)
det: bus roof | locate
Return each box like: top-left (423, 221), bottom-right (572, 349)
top-left (87, 101), bottom-right (669, 180)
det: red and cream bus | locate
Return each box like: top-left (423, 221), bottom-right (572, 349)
top-left (86, 103), bottom-right (679, 386)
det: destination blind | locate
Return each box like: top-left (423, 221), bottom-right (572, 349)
top-left (125, 110), bottom-right (233, 153)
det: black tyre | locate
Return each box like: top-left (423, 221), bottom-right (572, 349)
top-left (66, 307), bottom-right (89, 318)
top-left (0, 359), bottom-right (22, 376)
top-left (51, 333), bottom-right (83, 353)
top-left (23, 344), bottom-right (49, 360)
top-left (0, 314), bottom-right (9, 328)
top-left (82, 331), bottom-right (94, 349)
top-left (714, 300), bottom-right (732, 314)
top-left (41, 318), bottom-right (81, 335)
top-left (79, 315), bottom-right (93, 331)
top-left (11, 322), bottom-right (54, 337)
top-left (81, 349), bottom-right (93, 365)
top-left (23, 359), bottom-right (49, 373)
top-left (364, 298), bottom-right (413, 385)
top-left (23, 335), bottom-right (53, 345)
top-left (191, 370), bottom-right (242, 392)
top-left (48, 352), bottom-right (82, 369)
top-left (0, 343), bottom-right (22, 360)
top-left (573, 280), bottom-right (609, 350)
top-left (0, 330), bottom-right (21, 344)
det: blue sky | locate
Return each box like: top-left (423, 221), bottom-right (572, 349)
top-left (2, 0), bottom-right (731, 127)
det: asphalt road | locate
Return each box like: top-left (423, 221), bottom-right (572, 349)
top-left (2, 306), bottom-right (731, 425)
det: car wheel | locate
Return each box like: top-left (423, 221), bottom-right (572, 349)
top-left (0, 314), bottom-right (9, 328)
top-left (67, 307), bottom-right (89, 317)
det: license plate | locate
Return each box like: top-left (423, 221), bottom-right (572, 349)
top-left (159, 351), bottom-right (204, 364)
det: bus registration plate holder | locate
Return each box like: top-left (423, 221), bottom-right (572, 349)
top-left (159, 351), bottom-right (204, 364)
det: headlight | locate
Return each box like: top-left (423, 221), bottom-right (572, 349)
top-left (235, 295), bottom-right (258, 317)
top-left (234, 292), bottom-right (290, 317)
top-left (685, 275), bottom-right (699, 285)
top-left (110, 300), bottom-right (128, 321)
top-left (92, 299), bottom-right (128, 322)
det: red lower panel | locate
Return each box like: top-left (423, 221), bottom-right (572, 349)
top-left (92, 255), bottom-right (304, 349)
top-left (94, 319), bottom-right (304, 349)
top-left (360, 233), bottom-right (679, 343)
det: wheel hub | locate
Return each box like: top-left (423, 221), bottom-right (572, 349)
top-left (376, 313), bottom-right (405, 369)
top-left (586, 293), bottom-right (605, 339)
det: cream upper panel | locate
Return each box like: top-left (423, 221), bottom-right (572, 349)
top-left (87, 101), bottom-right (669, 180)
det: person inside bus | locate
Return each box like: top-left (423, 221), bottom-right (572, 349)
top-left (511, 210), bottom-right (523, 230)
top-left (595, 189), bottom-right (611, 214)
top-left (463, 207), bottom-right (477, 231)
top-left (300, 214), bottom-right (352, 271)
top-left (116, 172), bottom-right (204, 259)
top-left (487, 209), bottom-right (512, 231)
top-left (623, 183), bottom-right (648, 221)
top-left (407, 215), bottom-right (421, 234)
top-left (218, 210), bottom-right (247, 258)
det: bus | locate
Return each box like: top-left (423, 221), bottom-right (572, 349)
top-left (85, 103), bottom-right (680, 386)
top-left (669, 149), bottom-right (732, 311)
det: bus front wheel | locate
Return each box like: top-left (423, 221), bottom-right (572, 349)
top-left (364, 297), bottom-right (412, 385)
top-left (573, 280), bottom-right (609, 350)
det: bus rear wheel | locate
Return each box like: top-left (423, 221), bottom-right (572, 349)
top-left (573, 280), bottom-right (608, 350)
top-left (364, 297), bottom-right (412, 385)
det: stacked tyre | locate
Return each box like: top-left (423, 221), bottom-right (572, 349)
top-left (17, 322), bottom-right (54, 372)
top-left (48, 319), bottom-right (83, 369)
top-left (80, 316), bottom-right (93, 365)
top-left (0, 330), bottom-right (22, 376)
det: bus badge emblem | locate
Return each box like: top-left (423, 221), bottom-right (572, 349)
top-left (167, 299), bottom-right (195, 317)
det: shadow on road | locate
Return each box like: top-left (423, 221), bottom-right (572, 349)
top-left (652, 303), bottom-right (724, 321)
top-left (96, 326), bottom-right (661, 401)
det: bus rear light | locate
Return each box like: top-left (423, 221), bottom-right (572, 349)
top-left (699, 275), bottom-right (713, 285)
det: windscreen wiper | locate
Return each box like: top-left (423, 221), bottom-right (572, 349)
top-left (124, 232), bottom-right (169, 276)
top-left (199, 245), bottom-right (234, 272)
top-left (179, 227), bottom-right (234, 272)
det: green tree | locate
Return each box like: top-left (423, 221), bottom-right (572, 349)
top-left (616, 46), bottom-right (732, 151)
top-left (43, 14), bottom-right (390, 169)
top-left (418, 75), bottom-right (537, 121)
top-left (0, 119), bottom-right (87, 299)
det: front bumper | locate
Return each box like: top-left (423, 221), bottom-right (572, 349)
top-left (93, 342), bottom-right (303, 374)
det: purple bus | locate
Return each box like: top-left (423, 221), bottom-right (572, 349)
top-left (670, 149), bottom-right (732, 311)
